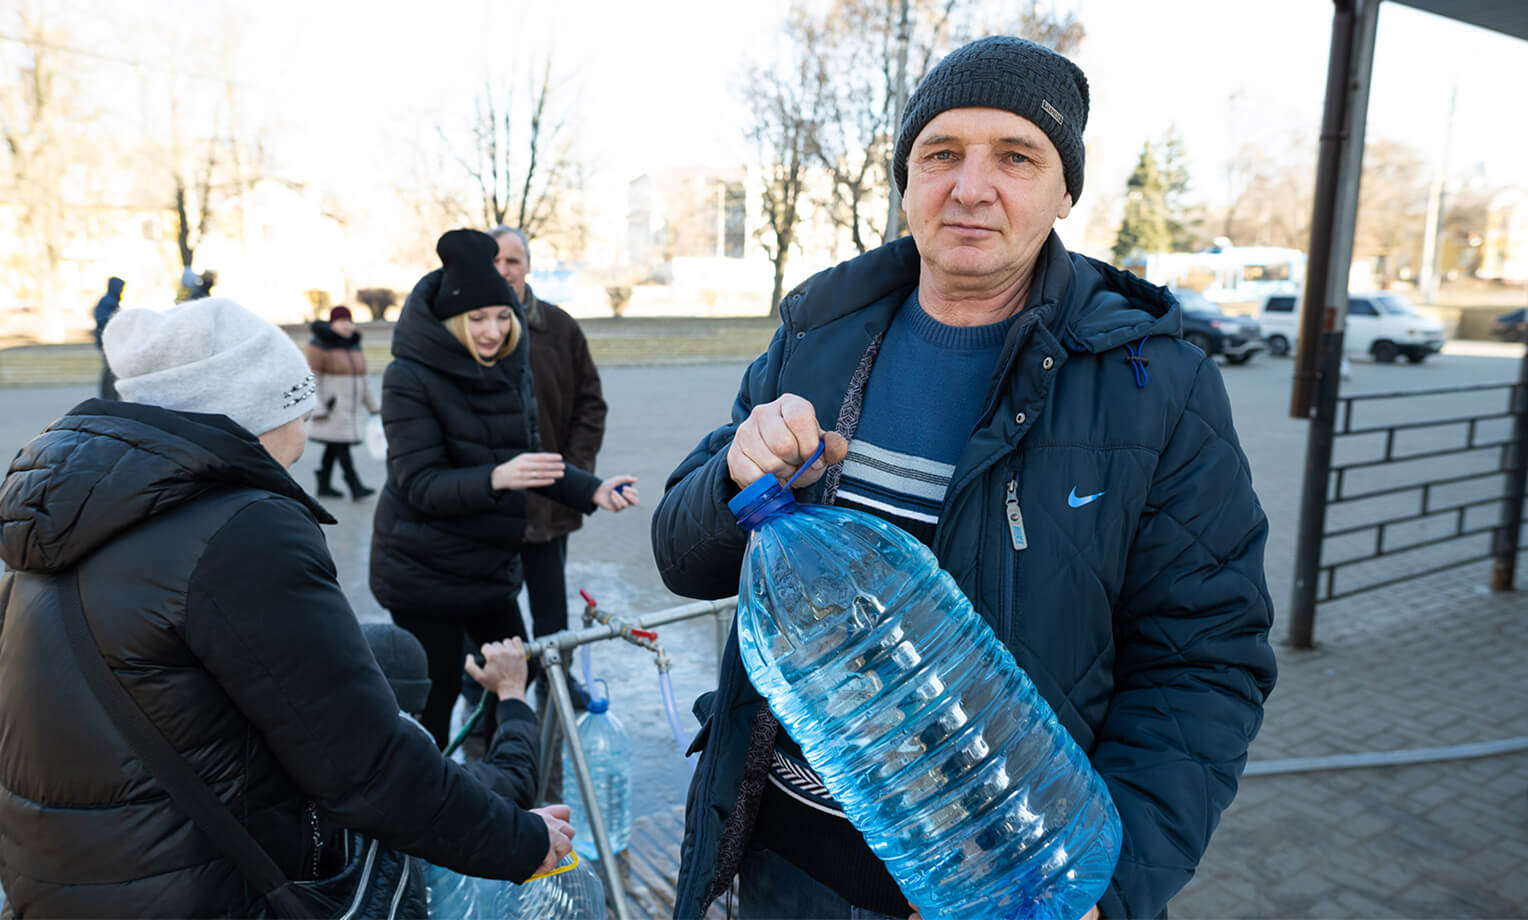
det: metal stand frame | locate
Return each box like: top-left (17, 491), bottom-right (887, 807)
top-left (525, 597), bottom-right (735, 920)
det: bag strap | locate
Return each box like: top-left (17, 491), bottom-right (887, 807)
top-left (54, 572), bottom-right (305, 912)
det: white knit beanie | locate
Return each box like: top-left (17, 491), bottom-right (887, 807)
top-left (104, 298), bottom-right (318, 436)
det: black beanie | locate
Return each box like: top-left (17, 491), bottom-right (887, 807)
top-left (362, 623), bottom-right (432, 715)
top-left (893, 35), bottom-right (1089, 203)
top-left (430, 229), bottom-right (517, 321)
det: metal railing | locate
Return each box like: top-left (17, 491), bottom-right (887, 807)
top-left (1312, 362), bottom-right (1528, 604)
top-left (523, 596), bottom-right (735, 920)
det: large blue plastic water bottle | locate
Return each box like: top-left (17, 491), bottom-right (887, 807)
top-left (727, 451), bottom-right (1122, 920)
top-left (562, 683), bottom-right (631, 859)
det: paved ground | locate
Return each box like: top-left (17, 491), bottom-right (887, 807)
top-left (1, 340), bottom-right (1524, 918)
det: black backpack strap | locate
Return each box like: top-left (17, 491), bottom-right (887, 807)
top-left (54, 571), bottom-right (304, 913)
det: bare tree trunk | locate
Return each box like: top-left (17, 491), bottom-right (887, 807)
top-left (518, 60), bottom-right (552, 230)
top-left (884, 0), bottom-right (911, 241)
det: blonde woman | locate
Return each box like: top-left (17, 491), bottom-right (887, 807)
top-left (370, 229), bottom-right (637, 747)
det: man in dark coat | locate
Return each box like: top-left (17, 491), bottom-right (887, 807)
top-left (490, 227), bottom-right (609, 641)
top-left (651, 37), bottom-right (1276, 920)
top-left (93, 275), bottom-right (123, 399)
top-left (0, 297), bottom-right (573, 917)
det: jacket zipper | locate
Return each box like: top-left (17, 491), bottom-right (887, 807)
top-left (386, 855), bottom-right (412, 920)
top-left (306, 802), bottom-right (322, 880)
top-left (1002, 475), bottom-right (1026, 641)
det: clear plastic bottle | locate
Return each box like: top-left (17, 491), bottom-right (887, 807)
top-left (561, 685), bottom-right (631, 859)
top-left (422, 862), bottom-right (480, 919)
top-left (504, 854), bottom-right (607, 920)
top-left (728, 468), bottom-right (1122, 920)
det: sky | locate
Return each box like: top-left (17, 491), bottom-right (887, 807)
top-left (16, 0), bottom-right (1528, 256)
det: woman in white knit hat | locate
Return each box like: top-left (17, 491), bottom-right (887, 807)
top-left (0, 298), bottom-right (574, 916)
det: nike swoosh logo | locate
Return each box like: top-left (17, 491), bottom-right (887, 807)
top-left (1068, 487), bottom-right (1107, 508)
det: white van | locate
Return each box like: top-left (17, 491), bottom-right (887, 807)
top-left (1258, 292), bottom-right (1446, 363)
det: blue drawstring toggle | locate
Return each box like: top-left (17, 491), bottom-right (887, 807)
top-left (1124, 336), bottom-right (1151, 389)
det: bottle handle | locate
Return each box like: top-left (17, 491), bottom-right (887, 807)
top-left (783, 440), bottom-right (826, 492)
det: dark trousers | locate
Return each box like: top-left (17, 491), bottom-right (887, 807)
top-left (459, 536), bottom-right (569, 713)
top-left (99, 358), bottom-right (118, 401)
top-left (317, 442), bottom-right (362, 490)
top-left (390, 604), bottom-right (524, 749)
top-left (522, 536), bottom-right (571, 638)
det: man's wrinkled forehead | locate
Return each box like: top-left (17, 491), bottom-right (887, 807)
top-left (911, 108), bottom-right (1060, 157)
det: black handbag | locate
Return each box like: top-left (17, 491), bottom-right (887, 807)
top-left (55, 572), bottom-right (428, 919)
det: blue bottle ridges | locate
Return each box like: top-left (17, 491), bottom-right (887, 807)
top-left (562, 687), bottom-right (632, 859)
top-left (728, 470), bottom-right (1122, 920)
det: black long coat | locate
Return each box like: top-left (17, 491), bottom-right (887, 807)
top-left (0, 401), bottom-right (551, 917)
top-left (369, 271), bottom-right (599, 617)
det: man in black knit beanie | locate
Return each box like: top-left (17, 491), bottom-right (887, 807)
top-left (656, 32), bottom-right (1275, 920)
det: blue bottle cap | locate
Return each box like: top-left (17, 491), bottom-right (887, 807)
top-left (726, 441), bottom-right (825, 530)
top-left (726, 475), bottom-right (781, 518)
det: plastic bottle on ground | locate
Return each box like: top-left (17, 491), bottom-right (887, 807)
top-left (727, 466), bottom-right (1123, 920)
top-left (561, 682), bottom-right (631, 859)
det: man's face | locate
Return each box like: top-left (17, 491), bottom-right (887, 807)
top-left (903, 107), bottom-right (1073, 292)
top-left (494, 233), bottom-right (529, 303)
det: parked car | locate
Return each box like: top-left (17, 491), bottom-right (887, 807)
top-left (1257, 291), bottom-right (1446, 363)
top-left (1171, 288), bottom-right (1264, 364)
top-left (1492, 308), bottom-right (1526, 343)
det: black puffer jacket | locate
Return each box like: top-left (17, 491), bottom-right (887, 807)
top-left (369, 271), bottom-right (600, 617)
top-left (0, 401), bottom-right (552, 918)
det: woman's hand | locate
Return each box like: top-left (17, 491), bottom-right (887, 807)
top-left (593, 476), bottom-right (639, 512)
top-left (490, 452), bottom-right (564, 491)
top-left (529, 804), bottom-right (574, 876)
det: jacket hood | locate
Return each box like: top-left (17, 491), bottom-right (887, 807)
top-left (392, 270), bottom-right (527, 391)
top-left (309, 319), bottom-right (361, 349)
top-left (783, 232), bottom-right (1181, 353)
top-left (0, 400), bottom-right (334, 574)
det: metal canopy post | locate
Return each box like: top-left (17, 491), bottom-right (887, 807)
top-left (1492, 346), bottom-right (1528, 592)
top-left (521, 597), bottom-right (734, 920)
top-left (539, 643), bottom-right (631, 920)
top-left (1287, 0), bottom-right (1380, 650)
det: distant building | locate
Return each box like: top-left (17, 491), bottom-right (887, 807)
top-left (0, 168), bottom-right (358, 342)
top-left (1478, 188), bottom-right (1528, 283)
top-left (627, 168), bottom-right (749, 268)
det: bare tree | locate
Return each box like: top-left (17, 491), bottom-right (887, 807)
top-left (1354, 139), bottom-right (1429, 286)
top-left (743, 21), bottom-right (827, 313)
top-left (160, 44), bottom-right (264, 288)
top-left (801, 0), bottom-right (1086, 249)
top-left (0, 4), bottom-right (80, 334)
top-left (453, 56), bottom-right (582, 250)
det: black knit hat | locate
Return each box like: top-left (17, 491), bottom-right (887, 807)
top-left (362, 623), bottom-right (431, 715)
top-left (430, 229), bottom-right (517, 320)
top-left (893, 35), bottom-right (1090, 203)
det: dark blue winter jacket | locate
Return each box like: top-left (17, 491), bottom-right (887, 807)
top-left (652, 233), bottom-right (1277, 920)
top-left (93, 277), bottom-right (124, 348)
